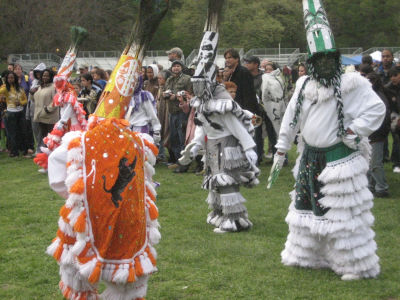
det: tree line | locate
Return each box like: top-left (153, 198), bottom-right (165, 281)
top-left (0, 0), bottom-right (399, 59)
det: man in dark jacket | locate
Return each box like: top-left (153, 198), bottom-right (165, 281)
top-left (225, 49), bottom-right (263, 164)
top-left (366, 72), bottom-right (391, 197)
top-left (224, 48), bottom-right (260, 115)
top-left (385, 66), bottom-right (400, 173)
top-left (378, 49), bottom-right (395, 85)
top-left (243, 55), bottom-right (267, 164)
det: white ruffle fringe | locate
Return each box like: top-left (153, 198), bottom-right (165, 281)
top-left (206, 191), bottom-right (252, 231)
top-left (101, 275), bottom-right (148, 300)
top-left (318, 152), bottom-right (368, 183)
top-left (282, 149), bottom-right (379, 278)
top-left (59, 264), bottom-right (98, 299)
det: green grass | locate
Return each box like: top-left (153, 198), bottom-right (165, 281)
top-left (0, 148), bottom-right (399, 300)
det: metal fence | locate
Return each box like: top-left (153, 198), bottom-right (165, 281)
top-left (8, 46), bottom-right (400, 73)
top-left (77, 51), bottom-right (121, 58)
top-left (186, 48), bottom-right (244, 67)
top-left (8, 53), bottom-right (62, 64)
top-left (244, 48), bottom-right (301, 67)
top-left (338, 48), bottom-right (363, 56)
top-left (362, 47), bottom-right (400, 55)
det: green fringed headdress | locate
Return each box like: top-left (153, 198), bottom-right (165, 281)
top-left (290, 0), bottom-right (345, 137)
top-left (303, 0), bottom-right (336, 57)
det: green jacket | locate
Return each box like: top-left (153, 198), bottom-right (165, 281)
top-left (165, 73), bottom-right (192, 114)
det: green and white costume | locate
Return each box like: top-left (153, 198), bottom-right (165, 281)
top-left (275, 0), bottom-right (385, 279)
top-left (277, 71), bottom-right (385, 279)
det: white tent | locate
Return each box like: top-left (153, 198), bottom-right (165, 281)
top-left (370, 50), bottom-right (382, 62)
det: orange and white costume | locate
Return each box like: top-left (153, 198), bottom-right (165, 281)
top-left (47, 118), bottom-right (160, 299)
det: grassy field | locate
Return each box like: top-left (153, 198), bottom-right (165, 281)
top-left (0, 147), bottom-right (399, 300)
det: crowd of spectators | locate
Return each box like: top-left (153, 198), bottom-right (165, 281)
top-left (1, 48), bottom-right (399, 198)
top-left (0, 63), bottom-right (112, 162)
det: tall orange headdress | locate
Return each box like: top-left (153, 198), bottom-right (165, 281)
top-left (46, 3), bottom-right (168, 300)
top-left (94, 1), bottom-right (169, 119)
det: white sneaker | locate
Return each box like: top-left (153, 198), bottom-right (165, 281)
top-left (341, 273), bottom-right (360, 281)
top-left (393, 166), bottom-right (400, 173)
top-left (38, 168), bottom-right (47, 174)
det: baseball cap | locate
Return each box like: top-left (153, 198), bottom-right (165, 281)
top-left (171, 60), bottom-right (185, 68)
top-left (166, 47), bottom-right (183, 57)
top-left (79, 64), bottom-right (89, 69)
top-left (243, 55), bottom-right (260, 65)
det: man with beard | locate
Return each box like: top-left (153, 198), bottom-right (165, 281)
top-left (378, 49), bottom-right (395, 85)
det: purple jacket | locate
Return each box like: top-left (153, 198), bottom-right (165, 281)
top-left (19, 75), bottom-right (31, 98)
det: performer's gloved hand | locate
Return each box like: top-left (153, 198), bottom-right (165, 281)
top-left (272, 152), bottom-right (285, 170)
top-left (153, 131), bottom-right (161, 145)
top-left (179, 142), bottom-right (201, 166)
top-left (267, 152), bottom-right (286, 189)
top-left (245, 149), bottom-right (258, 166)
top-left (343, 129), bottom-right (360, 150)
top-left (190, 144), bottom-right (201, 158)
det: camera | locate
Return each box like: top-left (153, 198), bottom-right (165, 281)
top-left (164, 89), bottom-right (172, 98)
top-left (177, 90), bottom-right (186, 97)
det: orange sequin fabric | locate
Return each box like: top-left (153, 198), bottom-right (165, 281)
top-left (84, 119), bottom-right (146, 260)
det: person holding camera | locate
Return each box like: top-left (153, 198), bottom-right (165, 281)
top-left (164, 60), bottom-right (193, 167)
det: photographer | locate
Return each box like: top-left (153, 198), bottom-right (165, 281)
top-left (164, 60), bottom-right (192, 167)
top-left (78, 73), bottom-right (102, 117)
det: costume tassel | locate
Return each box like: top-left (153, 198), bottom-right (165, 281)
top-left (68, 137), bottom-right (81, 150)
top-left (145, 247), bottom-right (156, 265)
top-left (46, 238), bottom-right (60, 256)
top-left (33, 152), bottom-right (48, 169)
top-left (147, 200), bottom-right (158, 220)
top-left (88, 261), bottom-right (102, 284)
top-left (127, 263), bottom-right (136, 282)
top-left (134, 257), bottom-right (143, 277)
top-left (53, 243), bottom-right (64, 261)
top-left (70, 178), bottom-right (84, 194)
top-left (59, 205), bottom-right (72, 222)
top-left (74, 210), bottom-right (87, 232)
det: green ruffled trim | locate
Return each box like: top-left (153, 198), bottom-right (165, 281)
top-left (306, 142), bottom-right (355, 163)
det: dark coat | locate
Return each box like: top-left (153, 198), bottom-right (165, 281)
top-left (385, 81), bottom-right (400, 114)
top-left (229, 65), bottom-right (260, 115)
top-left (369, 89), bottom-right (391, 143)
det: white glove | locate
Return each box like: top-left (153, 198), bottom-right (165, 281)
top-left (272, 152), bottom-right (285, 170)
top-left (267, 152), bottom-right (286, 189)
top-left (245, 149), bottom-right (258, 166)
top-left (342, 133), bottom-right (360, 150)
top-left (179, 142), bottom-right (201, 166)
top-left (153, 131), bottom-right (161, 144)
top-left (190, 144), bottom-right (201, 158)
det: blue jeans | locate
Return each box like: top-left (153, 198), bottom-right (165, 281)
top-left (169, 112), bottom-right (187, 161)
top-left (368, 141), bottom-right (389, 192)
